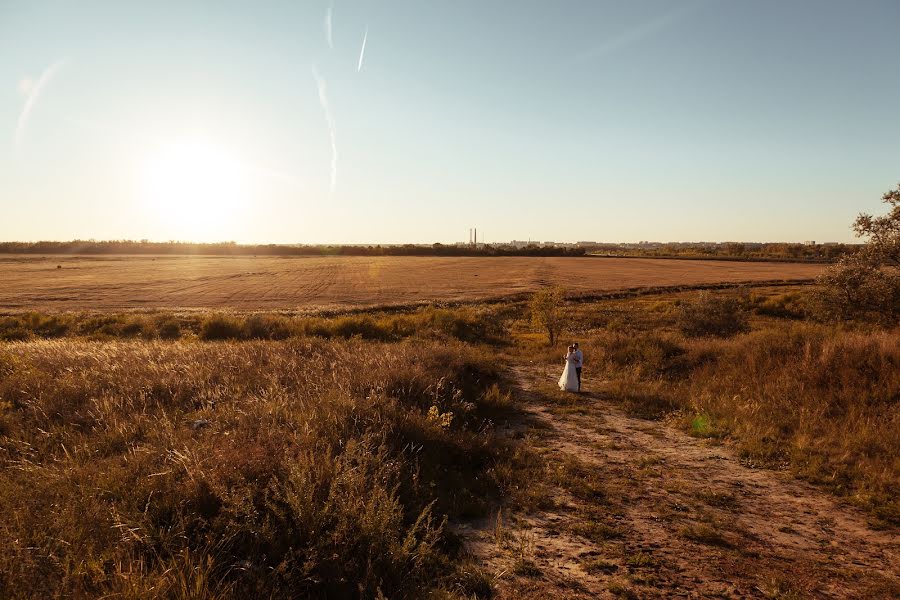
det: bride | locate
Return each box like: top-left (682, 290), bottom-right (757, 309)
top-left (558, 345), bottom-right (580, 392)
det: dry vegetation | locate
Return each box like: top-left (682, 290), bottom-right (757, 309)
top-left (0, 306), bottom-right (509, 344)
top-left (1, 281), bottom-right (897, 598)
top-left (527, 288), bottom-right (900, 526)
top-left (0, 336), bottom-right (520, 598)
top-left (0, 255), bottom-right (823, 311)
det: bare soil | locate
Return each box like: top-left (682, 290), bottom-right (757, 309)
top-left (0, 255), bottom-right (823, 311)
top-left (459, 365), bottom-right (900, 599)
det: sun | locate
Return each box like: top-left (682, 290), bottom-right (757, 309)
top-left (139, 140), bottom-right (246, 241)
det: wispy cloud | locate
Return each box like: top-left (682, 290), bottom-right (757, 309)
top-left (357, 25), bottom-right (368, 72)
top-left (325, 3), bottom-right (334, 49)
top-left (14, 58), bottom-right (68, 154)
top-left (312, 66), bottom-right (338, 194)
top-left (576, 1), bottom-right (708, 62)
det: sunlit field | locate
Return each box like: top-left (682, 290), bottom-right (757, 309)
top-left (0, 255), bottom-right (823, 311)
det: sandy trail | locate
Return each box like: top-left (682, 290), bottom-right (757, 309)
top-left (460, 365), bottom-right (899, 599)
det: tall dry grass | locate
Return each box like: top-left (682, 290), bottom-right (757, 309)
top-left (578, 318), bottom-right (899, 526)
top-left (0, 338), bottom-right (512, 598)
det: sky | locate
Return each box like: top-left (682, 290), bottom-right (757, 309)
top-left (1, 0), bottom-right (898, 244)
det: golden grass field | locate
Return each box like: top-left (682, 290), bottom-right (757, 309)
top-left (0, 255), bottom-right (825, 311)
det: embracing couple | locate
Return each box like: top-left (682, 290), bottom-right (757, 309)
top-left (558, 342), bottom-right (583, 393)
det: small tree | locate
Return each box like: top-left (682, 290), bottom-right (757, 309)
top-left (530, 286), bottom-right (565, 345)
top-left (816, 184), bottom-right (900, 324)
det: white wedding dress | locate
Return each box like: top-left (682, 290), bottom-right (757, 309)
top-left (558, 352), bottom-right (579, 392)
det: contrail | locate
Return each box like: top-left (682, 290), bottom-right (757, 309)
top-left (312, 66), bottom-right (338, 193)
top-left (14, 58), bottom-right (68, 154)
top-left (325, 4), bottom-right (334, 49)
top-left (576, 1), bottom-right (709, 62)
top-left (357, 26), bottom-right (368, 72)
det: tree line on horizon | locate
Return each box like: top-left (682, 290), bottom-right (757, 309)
top-left (0, 239), bottom-right (858, 261)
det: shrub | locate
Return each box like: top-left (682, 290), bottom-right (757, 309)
top-left (157, 318), bottom-right (182, 340)
top-left (0, 317), bottom-right (31, 341)
top-left (120, 318), bottom-right (150, 338)
top-left (676, 293), bottom-right (749, 338)
top-left (816, 183), bottom-right (900, 325)
top-left (199, 314), bottom-right (244, 340)
top-left (22, 312), bottom-right (71, 338)
top-left (242, 314), bottom-right (294, 340)
top-left (814, 256), bottom-right (900, 325)
top-left (75, 315), bottom-right (127, 338)
top-left (530, 286), bottom-right (565, 345)
top-left (331, 315), bottom-right (388, 340)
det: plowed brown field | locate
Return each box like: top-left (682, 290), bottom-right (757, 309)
top-left (0, 255), bottom-right (824, 311)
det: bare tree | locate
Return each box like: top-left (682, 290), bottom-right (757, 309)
top-left (530, 286), bottom-right (565, 345)
top-left (817, 184), bottom-right (900, 323)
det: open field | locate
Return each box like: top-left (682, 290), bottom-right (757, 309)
top-left (0, 255), bottom-right (824, 311)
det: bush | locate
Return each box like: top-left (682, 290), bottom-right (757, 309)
top-left (676, 293), bottom-right (749, 338)
top-left (815, 255), bottom-right (900, 325)
top-left (242, 314), bottom-right (294, 340)
top-left (200, 314), bottom-right (244, 340)
top-left (157, 318), bottom-right (182, 340)
top-left (0, 317), bottom-right (31, 341)
top-left (22, 312), bottom-right (71, 338)
top-left (530, 286), bottom-right (565, 345)
top-left (816, 183), bottom-right (900, 325)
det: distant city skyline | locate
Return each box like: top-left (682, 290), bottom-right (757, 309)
top-left (2, 1), bottom-right (898, 244)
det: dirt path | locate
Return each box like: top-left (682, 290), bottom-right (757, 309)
top-left (459, 365), bottom-right (900, 599)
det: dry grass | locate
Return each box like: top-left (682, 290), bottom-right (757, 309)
top-left (0, 306), bottom-right (508, 345)
top-left (539, 289), bottom-right (900, 526)
top-left (1, 281), bottom-right (896, 597)
top-left (0, 338), bottom-right (515, 598)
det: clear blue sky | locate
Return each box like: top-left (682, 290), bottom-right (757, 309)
top-left (1, 0), bottom-right (898, 244)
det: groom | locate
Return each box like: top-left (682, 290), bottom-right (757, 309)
top-left (573, 342), bottom-right (583, 391)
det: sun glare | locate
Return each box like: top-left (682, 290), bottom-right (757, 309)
top-left (139, 140), bottom-right (246, 241)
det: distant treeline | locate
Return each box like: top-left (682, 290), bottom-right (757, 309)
top-left (584, 242), bottom-right (858, 263)
top-left (0, 240), bottom-right (858, 261)
top-left (0, 240), bottom-right (586, 257)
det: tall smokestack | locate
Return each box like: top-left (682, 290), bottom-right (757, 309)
top-left (474, 228), bottom-right (477, 245)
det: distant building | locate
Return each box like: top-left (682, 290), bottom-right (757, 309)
top-left (804, 240), bottom-right (816, 246)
